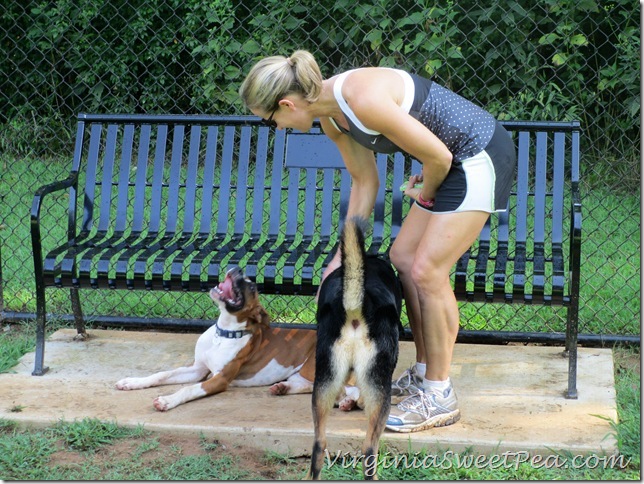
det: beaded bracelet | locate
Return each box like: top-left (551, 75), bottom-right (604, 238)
top-left (417, 193), bottom-right (435, 209)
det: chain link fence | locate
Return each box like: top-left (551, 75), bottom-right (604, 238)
top-left (0, 0), bottom-right (639, 340)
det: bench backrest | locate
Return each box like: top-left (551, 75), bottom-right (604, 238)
top-left (70, 114), bottom-right (579, 302)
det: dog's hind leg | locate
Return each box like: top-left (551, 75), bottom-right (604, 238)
top-left (355, 357), bottom-right (395, 480)
top-left (306, 383), bottom-right (338, 480)
top-left (269, 372), bottom-right (313, 396)
top-left (360, 394), bottom-right (390, 480)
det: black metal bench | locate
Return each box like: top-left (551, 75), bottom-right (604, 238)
top-left (31, 114), bottom-right (581, 398)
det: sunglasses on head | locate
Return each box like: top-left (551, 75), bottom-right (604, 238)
top-left (261, 103), bottom-right (279, 128)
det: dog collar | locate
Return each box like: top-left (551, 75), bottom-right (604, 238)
top-left (215, 321), bottom-right (250, 339)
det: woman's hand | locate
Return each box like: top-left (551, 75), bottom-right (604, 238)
top-left (316, 250), bottom-right (342, 302)
top-left (402, 173), bottom-right (424, 200)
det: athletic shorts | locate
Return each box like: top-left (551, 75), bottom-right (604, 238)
top-left (415, 121), bottom-right (517, 214)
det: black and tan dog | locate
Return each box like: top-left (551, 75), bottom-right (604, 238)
top-left (306, 217), bottom-right (403, 480)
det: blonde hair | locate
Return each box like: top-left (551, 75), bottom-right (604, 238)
top-left (239, 50), bottom-right (323, 112)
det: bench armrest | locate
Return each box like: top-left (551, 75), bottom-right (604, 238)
top-left (570, 184), bottom-right (582, 248)
top-left (571, 186), bottom-right (581, 211)
top-left (30, 171), bottom-right (79, 263)
top-left (568, 183), bottom-right (582, 304)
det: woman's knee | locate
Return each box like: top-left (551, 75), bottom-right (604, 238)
top-left (410, 257), bottom-right (450, 293)
top-left (389, 240), bottom-right (414, 274)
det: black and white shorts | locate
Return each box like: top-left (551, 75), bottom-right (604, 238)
top-left (416, 122), bottom-right (517, 214)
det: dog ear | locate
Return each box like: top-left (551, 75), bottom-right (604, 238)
top-left (250, 305), bottom-right (271, 328)
top-left (258, 307), bottom-right (271, 328)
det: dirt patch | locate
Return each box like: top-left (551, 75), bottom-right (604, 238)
top-left (47, 430), bottom-right (309, 479)
top-left (614, 347), bottom-right (640, 376)
top-left (48, 441), bottom-right (86, 467)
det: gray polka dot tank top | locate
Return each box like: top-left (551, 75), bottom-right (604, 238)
top-left (331, 68), bottom-right (496, 162)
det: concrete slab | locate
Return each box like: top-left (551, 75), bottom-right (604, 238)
top-left (1, 329), bottom-right (618, 458)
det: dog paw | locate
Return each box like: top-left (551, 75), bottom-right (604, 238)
top-left (268, 382), bottom-right (290, 396)
top-left (153, 396), bottom-right (170, 412)
top-left (115, 378), bottom-right (138, 390)
top-left (337, 397), bottom-right (358, 412)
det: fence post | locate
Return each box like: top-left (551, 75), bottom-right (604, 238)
top-left (0, 236), bottom-right (4, 321)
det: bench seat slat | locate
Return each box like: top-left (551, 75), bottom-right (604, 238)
top-left (148, 125), bottom-right (169, 234)
top-left (454, 249), bottom-right (470, 300)
top-left (372, 153), bottom-right (389, 252)
top-left (246, 235), bottom-right (281, 283)
top-left (268, 130), bottom-right (287, 237)
top-left (113, 232), bottom-right (162, 281)
top-left (250, 128), bottom-right (271, 236)
top-left (473, 216), bottom-right (492, 301)
top-left (319, 170), bottom-right (337, 244)
top-left (96, 124), bottom-right (118, 233)
top-left (391, 153), bottom-right (407, 241)
top-left (182, 124), bottom-right (203, 235)
top-left (132, 124), bottom-right (152, 232)
top-left (512, 131), bottom-right (530, 302)
top-left (114, 123), bottom-right (135, 234)
top-left (493, 208), bottom-right (510, 302)
top-left (532, 132), bottom-right (548, 303)
top-left (302, 169), bottom-right (319, 237)
top-left (233, 127), bottom-right (252, 235)
top-left (216, 126), bottom-right (236, 235)
top-left (198, 126), bottom-right (220, 235)
top-left (551, 132), bottom-right (566, 302)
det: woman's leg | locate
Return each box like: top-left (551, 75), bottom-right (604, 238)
top-left (389, 204), bottom-right (432, 364)
top-left (411, 210), bottom-right (490, 381)
top-left (387, 208), bottom-right (490, 432)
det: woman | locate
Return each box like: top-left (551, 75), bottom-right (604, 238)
top-left (239, 50), bottom-right (516, 433)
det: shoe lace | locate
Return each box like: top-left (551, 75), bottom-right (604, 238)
top-left (393, 367), bottom-right (418, 390)
top-left (398, 390), bottom-right (436, 418)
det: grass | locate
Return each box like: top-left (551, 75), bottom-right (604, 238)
top-left (0, 323), bottom-right (640, 480)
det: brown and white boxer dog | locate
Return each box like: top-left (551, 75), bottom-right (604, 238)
top-left (115, 267), bottom-right (361, 412)
top-left (116, 267), bottom-right (318, 411)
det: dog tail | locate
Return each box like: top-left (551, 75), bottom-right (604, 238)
top-left (340, 216), bottom-right (368, 313)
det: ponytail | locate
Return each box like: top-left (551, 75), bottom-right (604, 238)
top-left (239, 50), bottom-right (323, 111)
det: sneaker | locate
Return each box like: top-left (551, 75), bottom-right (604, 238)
top-left (391, 366), bottom-right (424, 403)
top-left (386, 384), bottom-right (460, 433)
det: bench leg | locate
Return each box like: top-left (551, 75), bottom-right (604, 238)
top-left (564, 301), bottom-right (579, 399)
top-left (32, 277), bottom-right (48, 376)
top-left (70, 288), bottom-right (87, 340)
